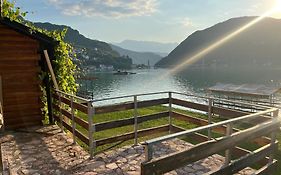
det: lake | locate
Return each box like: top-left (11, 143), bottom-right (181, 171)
top-left (79, 67), bottom-right (281, 102)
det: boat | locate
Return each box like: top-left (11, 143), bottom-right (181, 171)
top-left (113, 70), bottom-right (136, 75)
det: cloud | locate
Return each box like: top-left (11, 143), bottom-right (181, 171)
top-left (155, 17), bottom-right (195, 29)
top-left (181, 17), bottom-right (194, 28)
top-left (47, 0), bottom-right (158, 18)
top-left (246, 3), bottom-right (262, 13)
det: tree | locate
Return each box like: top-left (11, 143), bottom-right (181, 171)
top-left (1, 0), bottom-right (77, 93)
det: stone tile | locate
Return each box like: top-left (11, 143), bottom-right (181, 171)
top-left (0, 125), bottom-right (256, 175)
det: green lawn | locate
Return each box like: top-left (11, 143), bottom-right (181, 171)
top-left (73, 105), bottom-right (281, 174)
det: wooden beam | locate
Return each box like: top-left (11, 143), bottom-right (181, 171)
top-left (171, 125), bottom-right (269, 166)
top-left (95, 98), bottom-right (169, 114)
top-left (172, 98), bottom-right (208, 112)
top-left (210, 143), bottom-right (277, 175)
top-left (172, 112), bottom-right (271, 146)
top-left (255, 160), bottom-right (278, 175)
top-left (43, 50), bottom-right (59, 90)
top-left (95, 111), bottom-right (169, 132)
top-left (172, 111), bottom-right (228, 133)
top-left (141, 120), bottom-right (280, 175)
top-left (138, 98), bottom-right (169, 108)
top-left (52, 93), bottom-right (88, 113)
top-left (96, 125), bottom-right (169, 147)
top-left (53, 114), bottom-right (89, 145)
top-left (53, 104), bottom-right (89, 129)
top-left (95, 103), bottom-right (134, 114)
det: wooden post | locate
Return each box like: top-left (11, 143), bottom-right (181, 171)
top-left (43, 50), bottom-right (59, 90)
top-left (225, 122), bottom-right (233, 165)
top-left (0, 75), bottom-right (4, 131)
top-left (71, 96), bottom-right (76, 144)
top-left (134, 95), bottom-right (138, 145)
top-left (169, 92), bottom-right (172, 134)
top-left (144, 144), bottom-right (153, 162)
top-left (44, 75), bottom-right (54, 124)
top-left (0, 76), bottom-right (2, 109)
top-left (58, 92), bottom-right (64, 131)
top-left (208, 98), bottom-right (213, 140)
top-left (88, 102), bottom-right (94, 159)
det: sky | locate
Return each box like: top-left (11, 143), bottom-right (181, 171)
top-left (15, 0), bottom-right (281, 43)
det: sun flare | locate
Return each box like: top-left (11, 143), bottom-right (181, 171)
top-left (275, 0), bottom-right (281, 11)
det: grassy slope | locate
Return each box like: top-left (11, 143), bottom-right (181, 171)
top-left (75, 106), bottom-right (281, 174)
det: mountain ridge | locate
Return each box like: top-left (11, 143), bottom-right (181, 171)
top-left (34, 22), bottom-right (132, 69)
top-left (110, 44), bottom-right (163, 66)
top-left (155, 16), bottom-right (281, 69)
top-left (113, 39), bottom-right (178, 54)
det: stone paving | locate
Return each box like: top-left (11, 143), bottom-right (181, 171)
top-left (0, 125), bottom-right (255, 175)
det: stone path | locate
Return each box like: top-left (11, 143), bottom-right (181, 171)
top-left (0, 125), bottom-right (255, 175)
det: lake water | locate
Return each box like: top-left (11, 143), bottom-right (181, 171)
top-left (79, 67), bottom-right (281, 102)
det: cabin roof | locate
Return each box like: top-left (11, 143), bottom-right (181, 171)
top-left (0, 17), bottom-right (57, 46)
top-left (208, 83), bottom-right (281, 97)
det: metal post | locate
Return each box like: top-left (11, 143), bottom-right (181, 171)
top-left (0, 76), bottom-right (4, 131)
top-left (269, 109), bottom-right (278, 164)
top-left (134, 95), bottom-right (138, 145)
top-left (58, 92), bottom-right (64, 131)
top-left (169, 92), bottom-right (172, 134)
top-left (208, 98), bottom-right (213, 140)
top-left (144, 144), bottom-right (153, 162)
top-left (88, 102), bottom-right (94, 159)
top-left (71, 96), bottom-right (76, 144)
top-left (269, 95), bottom-right (273, 107)
top-left (225, 122), bottom-right (233, 165)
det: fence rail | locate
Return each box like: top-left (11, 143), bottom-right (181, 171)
top-left (141, 107), bottom-right (279, 175)
top-left (51, 90), bottom-right (280, 174)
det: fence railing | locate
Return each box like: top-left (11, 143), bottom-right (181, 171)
top-left (141, 107), bottom-right (279, 175)
top-left (51, 89), bottom-right (280, 174)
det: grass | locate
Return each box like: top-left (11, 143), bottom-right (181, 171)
top-left (71, 105), bottom-right (281, 174)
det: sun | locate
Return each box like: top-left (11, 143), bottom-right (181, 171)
top-left (275, 0), bottom-right (281, 12)
top-left (270, 0), bottom-right (281, 18)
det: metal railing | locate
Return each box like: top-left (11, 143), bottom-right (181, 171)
top-left (141, 106), bottom-right (280, 175)
top-left (51, 90), bottom-right (278, 163)
top-left (143, 107), bottom-right (278, 162)
top-left (52, 89), bottom-right (96, 158)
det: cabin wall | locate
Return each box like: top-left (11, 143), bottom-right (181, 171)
top-left (0, 23), bottom-right (43, 129)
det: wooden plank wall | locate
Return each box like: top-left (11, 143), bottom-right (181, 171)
top-left (0, 24), bottom-right (43, 129)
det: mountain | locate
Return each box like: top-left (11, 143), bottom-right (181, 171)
top-left (114, 40), bottom-right (178, 55)
top-left (155, 17), bottom-right (281, 70)
top-left (34, 22), bottom-right (132, 69)
top-left (110, 44), bottom-right (162, 66)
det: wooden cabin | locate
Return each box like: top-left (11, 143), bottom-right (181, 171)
top-left (0, 18), bottom-right (56, 129)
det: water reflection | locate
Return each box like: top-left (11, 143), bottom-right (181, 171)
top-left (79, 67), bottom-right (281, 100)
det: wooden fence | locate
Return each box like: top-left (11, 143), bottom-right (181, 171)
top-left (51, 90), bottom-right (280, 174)
top-left (141, 107), bottom-right (279, 175)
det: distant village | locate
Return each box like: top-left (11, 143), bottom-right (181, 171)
top-left (74, 47), bottom-right (152, 72)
